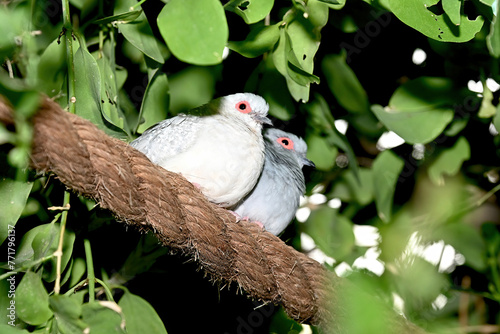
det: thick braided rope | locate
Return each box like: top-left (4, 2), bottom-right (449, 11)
top-left (0, 96), bottom-right (338, 324)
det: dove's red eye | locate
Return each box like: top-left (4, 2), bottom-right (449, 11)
top-left (236, 101), bottom-right (252, 114)
top-left (277, 137), bottom-right (294, 150)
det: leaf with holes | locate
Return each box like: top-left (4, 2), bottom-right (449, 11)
top-left (225, 0), bottom-right (274, 24)
top-left (389, 0), bottom-right (484, 42)
top-left (73, 41), bottom-right (127, 139)
top-left (157, 0), bottom-right (228, 65)
top-left (95, 52), bottom-right (128, 135)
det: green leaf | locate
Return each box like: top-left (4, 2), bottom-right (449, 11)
top-left (225, 0), bottom-right (275, 24)
top-left (272, 0), bottom-right (328, 102)
top-left (318, 0), bottom-right (346, 9)
top-left (433, 222), bottom-right (487, 271)
top-left (0, 176), bottom-right (33, 245)
top-left (228, 23), bottom-right (280, 58)
top-left (306, 94), bottom-right (359, 177)
top-left (0, 6), bottom-right (29, 59)
top-left (114, 0), bottom-right (164, 64)
top-left (73, 42), bottom-right (127, 139)
top-left (68, 257), bottom-right (87, 288)
top-left (94, 9), bottom-right (142, 25)
top-left (269, 308), bottom-right (303, 333)
top-left (50, 294), bottom-right (88, 333)
top-left (14, 222), bottom-right (75, 282)
top-left (0, 324), bottom-right (30, 333)
top-left (36, 38), bottom-right (67, 97)
top-left (335, 275), bottom-right (395, 334)
top-left (95, 54), bottom-right (126, 133)
top-left (372, 150), bottom-right (404, 222)
top-left (16, 272), bottom-right (53, 325)
top-left (305, 207), bottom-right (355, 260)
top-left (442, 0), bottom-right (462, 26)
top-left (136, 69), bottom-right (169, 134)
top-left (371, 77), bottom-right (456, 144)
top-left (329, 168), bottom-right (373, 205)
top-left (428, 137), bottom-right (470, 186)
top-left (168, 66), bottom-right (218, 114)
top-left (322, 52), bottom-right (370, 114)
top-left (273, 27), bottom-right (310, 102)
top-left (82, 301), bottom-right (126, 334)
top-left (246, 57), bottom-right (296, 120)
top-left (494, 103), bottom-right (500, 132)
top-left (42, 227), bottom-right (75, 283)
top-left (305, 132), bottom-right (338, 171)
top-left (396, 256), bottom-right (449, 312)
top-left (388, 0), bottom-right (484, 42)
top-left (478, 82), bottom-right (497, 118)
top-left (14, 223), bottom-right (56, 268)
top-left (487, 0), bottom-right (500, 57)
top-left (157, 0), bottom-right (228, 65)
top-left (119, 291), bottom-right (168, 334)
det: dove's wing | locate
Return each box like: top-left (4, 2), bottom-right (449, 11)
top-left (130, 115), bottom-right (204, 165)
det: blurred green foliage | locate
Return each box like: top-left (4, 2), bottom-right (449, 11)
top-left (1, 0), bottom-right (500, 333)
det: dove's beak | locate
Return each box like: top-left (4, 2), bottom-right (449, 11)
top-left (302, 158), bottom-right (315, 168)
top-left (253, 114), bottom-right (273, 126)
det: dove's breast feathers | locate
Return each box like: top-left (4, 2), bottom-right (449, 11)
top-left (131, 114), bottom-right (265, 207)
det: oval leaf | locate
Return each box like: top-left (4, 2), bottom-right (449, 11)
top-left (16, 272), bottom-right (53, 325)
top-left (322, 52), bottom-right (369, 114)
top-left (371, 77), bottom-right (456, 144)
top-left (119, 291), bottom-right (168, 334)
top-left (0, 176), bottom-right (32, 245)
top-left (157, 0), bottom-right (228, 65)
top-left (305, 207), bottom-right (355, 260)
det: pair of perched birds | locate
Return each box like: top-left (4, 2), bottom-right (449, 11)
top-left (131, 93), bottom-right (314, 235)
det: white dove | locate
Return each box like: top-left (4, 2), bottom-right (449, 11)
top-left (131, 93), bottom-right (272, 207)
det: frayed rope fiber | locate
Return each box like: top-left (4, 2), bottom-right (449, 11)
top-left (0, 95), bottom-right (339, 325)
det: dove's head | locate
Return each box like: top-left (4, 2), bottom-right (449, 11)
top-left (217, 93), bottom-right (272, 129)
top-left (264, 128), bottom-right (315, 169)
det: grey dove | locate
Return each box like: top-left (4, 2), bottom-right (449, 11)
top-left (233, 128), bottom-right (314, 235)
top-left (131, 93), bottom-right (272, 207)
